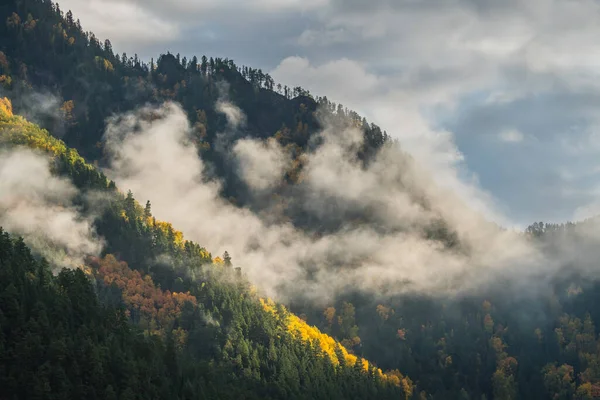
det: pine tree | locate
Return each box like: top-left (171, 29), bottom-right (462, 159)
top-left (223, 251), bottom-right (232, 267)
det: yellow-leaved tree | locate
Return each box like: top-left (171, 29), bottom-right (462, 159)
top-left (260, 298), bottom-right (414, 396)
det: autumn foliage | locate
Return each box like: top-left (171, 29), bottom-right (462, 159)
top-left (0, 97), bottom-right (100, 178)
top-left (0, 97), bottom-right (13, 117)
top-left (90, 254), bottom-right (196, 335)
top-left (260, 298), bottom-right (413, 394)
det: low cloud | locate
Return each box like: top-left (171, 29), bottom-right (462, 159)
top-left (0, 148), bottom-right (103, 268)
top-left (101, 100), bottom-right (588, 304)
top-left (216, 99), bottom-right (246, 130)
top-left (270, 56), bottom-right (507, 228)
top-left (233, 138), bottom-right (289, 192)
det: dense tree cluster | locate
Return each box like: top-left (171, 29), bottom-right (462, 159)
top-left (0, 228), bottom-right (412, 399)
top-left (92, 254), bottom-right (198, 337)
top-left (0, 227), bottom-right (219, 400)
top-left (289, 217), bottom-right (600, 400)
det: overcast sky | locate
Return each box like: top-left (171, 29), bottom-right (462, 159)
top-left (60, 0), bottom-right (600, 227)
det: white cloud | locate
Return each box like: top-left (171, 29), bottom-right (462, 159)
top-left (272, 57), bottom-right (380, 101)
top-left (216, 100), bottom-right (246, 129)
top-left (59, 0), bottom-right (179, 46)
top-left (255, 0), bottom-right (329, 12)
top-left (102, 101), bottom-right (556, 302)
top-left (272, 56), bottom-right (508, 226)
top-left (100, 101), bottom-right (600, 305)
top-left (233, 138), bottom-right (289, 191)
top-left (0, 149), bottom-right (103, 268)
top-left (499, 129), bottom-right (524, 143)
top-left (297, 28), bottom-right (349, 47)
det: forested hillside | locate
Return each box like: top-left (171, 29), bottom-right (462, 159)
top-left (0, 0), bottom-right (388, 207)
top-left (0, 97), bottom-right (414, 399)
top-left (3, 1), bottom-right (600, 400)
top-left (0, 227), bottom-right (413, 399)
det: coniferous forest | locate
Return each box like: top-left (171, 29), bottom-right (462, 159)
top-left (2, 1), bottom-right (600, 399)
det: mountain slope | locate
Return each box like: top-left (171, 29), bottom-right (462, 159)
top-left (5, 1), bottom-right (600, 399)
top-left (0, 0), bottom-right (388, 205)
top-left (0, 97), bottom-right (416, 399)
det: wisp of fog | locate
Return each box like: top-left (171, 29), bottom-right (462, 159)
top-left (98, 99), bottom-right (594, 304)
top-left (0, 148), bottom-right (103, 268)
